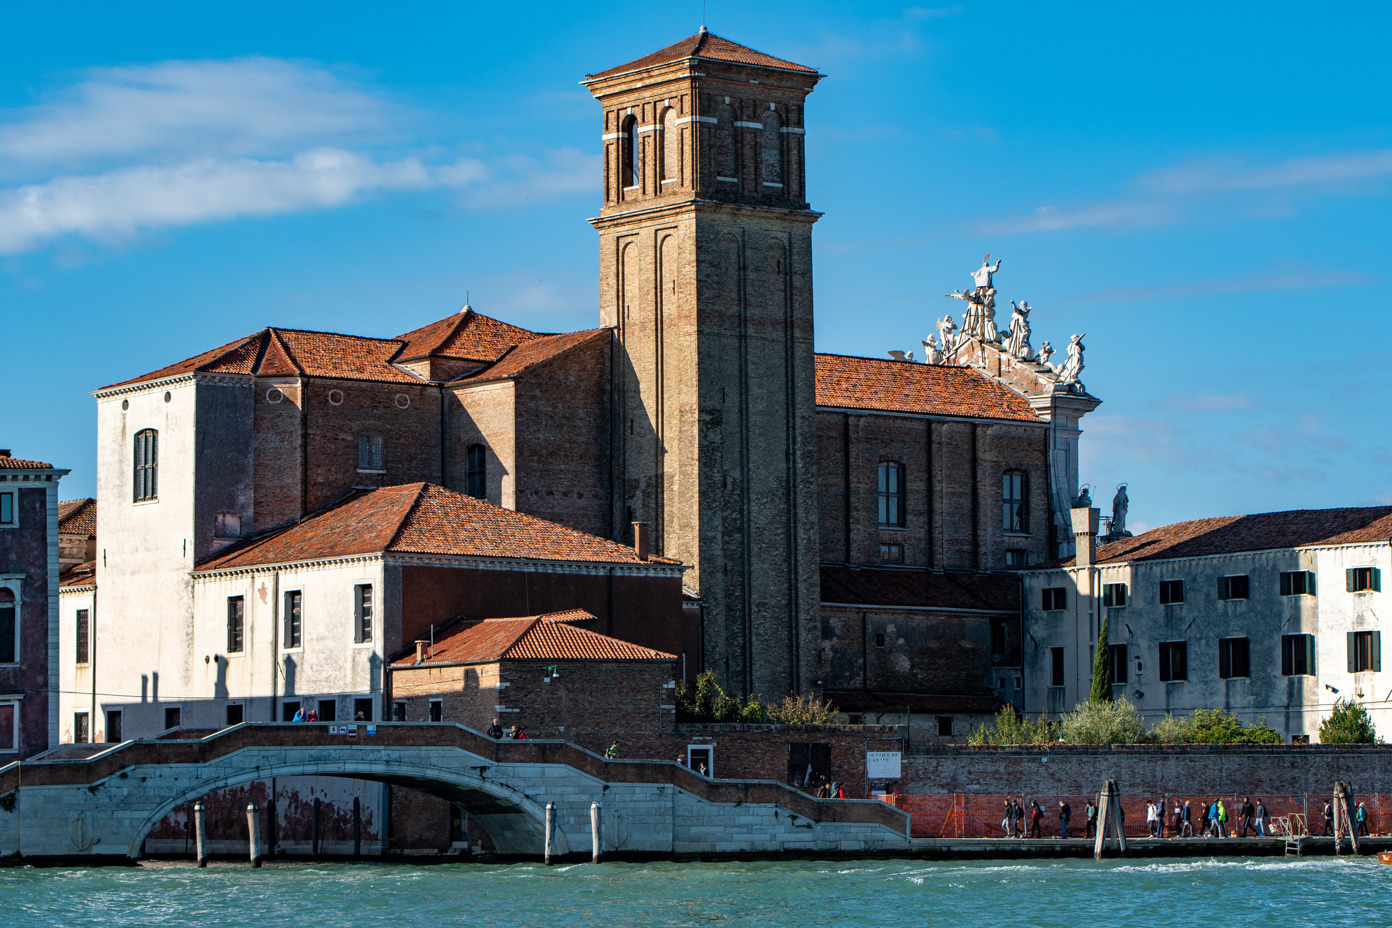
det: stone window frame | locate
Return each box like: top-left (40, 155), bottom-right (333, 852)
top-left (282, 590), bottom-right (303, 651)
top-left (1218, 574), bottom-right (1250, 601)
top-left (620, 113), bottom-right (639, 189)
top-left (1281, 633), bottom-right (1316, 676)
top-left (465, 444), bottom-right (488, 500)
top-left (1158, 640), bottom-right (1188, 682)
top-left (1348, 630), bottom-right (1381, 673)
top-left (73, 710), bottom-right (90, 744)
top-left (226, 596), bottom-right (245, 654)
top-left (0, 490), bottom-right (15, 528)
top-left (0, 698), bottom-right (19, 753)
top-left (0, 580), bottom-right (20, 666)
top-left (353, 583), bottom-right (374, 645)
top-left (1279, 570), bottom-right (1316, 596)
top-left (1159, 578), bottom-right (1185, 605)
top-left (428, 699), bottom-right (443, 722)
top-left (163, 706), bottom-right (182, 731)
top-left (75, 608), bottom-right (90, 664)
top-left (1218, 635), bottom-right (1251, 679)
top-left (879, 542), bottom-right (903, 564)
top-left (105, 707), bottom-right (123, 743)
top-left (686, 744), bottom-right (714, 777)
top-left (357, 433), bottom-right (386, 474)
top-left (1041, 586), bottom-right (1067, 612)
top-left (1102, 582), bottom-right (1128, 608)
top-left (133, 428), bottom-right (158, 503)
top-left (877, 461), bottom-right (905, 529)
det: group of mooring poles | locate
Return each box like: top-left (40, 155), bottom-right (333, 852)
top-left (542, 801), bottom-right (604, 865)
top-left (193, 802), bottom-right (263, 868)
top-left (1093, 779), bottom-right (1129, 860)
top-left (1331, 780), bottom-right (1361, 856)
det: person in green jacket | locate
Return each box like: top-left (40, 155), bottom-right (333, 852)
top-left (1216, 799), bottom-right (1228, 837)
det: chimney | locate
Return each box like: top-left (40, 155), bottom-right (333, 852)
top-left (1071, 506), bottom-right (1100, 568)
top-left (632, 521), bottom-right (650, 561)
top-left (0, 450), bottom-right (10, 457)
top-left (415, 640), bottom-right (428, 664)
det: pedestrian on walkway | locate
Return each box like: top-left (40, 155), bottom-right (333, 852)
top-left (1322, 801), bottom-right (1334, 835)
top-left (1253, 798), bottom-right (1267, 837)
top-left (1145, 800), bottom-right (1158, 837)
top-left (1059, 801), bottom-right (1072, 839)
top-left (1028, 800), bottom-right (1043, 838)
top-left (1216, 799), bottom-right (1228, 837)
top-left (1181, 800), bottom-right (1194, 837)
top-left (1240, 796), bottom-right (1256, 836)
top-left (1085, 799), bottom-right (1097, 838)
top-left (1355, 802), bottom-right (1370, 836)
top-left (1002, 799), bottom-right (1015, 838)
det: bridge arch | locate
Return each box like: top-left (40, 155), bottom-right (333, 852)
top-left (128, 758), bottom-right (568, 859)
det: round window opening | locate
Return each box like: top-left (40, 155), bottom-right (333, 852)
top-left (164, 391), bottom-right (172, 403)
top-left (394, 394), bottom-right (411, 409)
top-left (266, 388), bottom-right (285, 404)
top-left (327, 389), bottom-right (344, 406)
top-left (121, 399), bottom-right (130, 411)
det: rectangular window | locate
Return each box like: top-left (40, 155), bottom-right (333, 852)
top-left (281, 701), bottom-right (301, 721)
top-left (874, 633), bottom-right (886, 648)
top-left (990, 620), bottom-right (1007, 655)
top-left (877, 462), bottom-right (904, 527)
top-left (392, 701), bottom-right (407, 722)
top-left (1347, 567), bottom-right (1382, 593)
top-left (354, 584), bottom-right (373, 643)
top-left (1002, 471), bottom-right (1028, 534)
top-left (1219, 636), bottom-right (1251, 678)
top-left (1102, 583), bottom-right (1127, 608)
top-left (1159, 579), bottom-right (1184, 605)
top-left (879, 543), bottom-right (903, 564)
top-left (354, 697), bottom-right (374, 722)
top-left (465, 444), bottom-right (488, 500)
top-left (133, 429), bottom-right (158, 502)
top-left (0, 492), bottom-right (13, 526)
top-left (0, 703), bottom-right (15, 752)
top-left (1110, 644), bottom-right (1128, 685)
top-left (317, 699), bottom-right (337, 722)
top-left (75, 609), bottom-right (90, 664)
top-left (1219, 575), bottom-right (1250, 600)
top-left (1004, 549), bottom-right (1028, 568)
top-left (226, 704), bottom-right (244, 726)
top-left (283, 591), bottom-right (301, 649)
top-left (1159, 641), bottom-right (1188, 682)
top-left (1282, 634), bottom-right (1316, 676)
top-left (357, 434), bottom-right (385, 471)
top-left (227, 596), bottom-right (244, 653)
top-left (0, 593), bottom-right (15, 664)
top-left (164, 707), bottom-right (181, 730)
top-left (429, 699), bottom-right (443, 722)
top-left (74, 711), bottom-right (89, 744)
top-left (1348, 631), bottom-right (1381, 673)
top-left (1042, 587), bottom-right (1067, 611)
top-left (1280, 571), bottom-right (1316, 596)
top-left (937, 716), bottom-right (953, 737)
top-left (105, 709), bottom-right (123, 743)
top-left (1049, 647), bottom-right (1065, 687)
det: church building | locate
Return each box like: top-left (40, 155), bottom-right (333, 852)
top-left (63, 29), bottom-right (1100, 747)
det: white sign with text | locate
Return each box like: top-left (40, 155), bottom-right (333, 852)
top-left (866, 751), bottom-right (902, 779)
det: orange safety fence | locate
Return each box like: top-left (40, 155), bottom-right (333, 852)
top-left (880, 792), bottom-right (1388, 839)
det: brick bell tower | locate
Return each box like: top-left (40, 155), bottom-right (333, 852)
top-left (585, 30), bottom-right (823, 698)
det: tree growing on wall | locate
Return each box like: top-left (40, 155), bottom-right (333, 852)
top-left (1089, 615), bottom-right (1112, 704)
top-left (1319, 699), bottom-right (1379, 744)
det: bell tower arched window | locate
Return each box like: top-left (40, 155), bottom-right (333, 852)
top-left (465, 444), bottom-right (487, 500)
top-left (761, 111), bottom-right (782, 185)
top-left (620, 114), bottom-right (638, 188)
top-left (133, 429), bottom-right (158, 502)
top-left (715, 105), bottom-right (736, 181)
top-left (660, 106), bottom-right (679, 185)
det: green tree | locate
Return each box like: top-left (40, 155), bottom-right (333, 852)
top-left (1089, 615), bottom-right (1112, 704)
top-left (1319, 699), bottom-right (1378, 744)
top-left (1059, 698), bottom-right (1146, 744)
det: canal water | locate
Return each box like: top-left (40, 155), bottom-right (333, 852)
top-left (2, 856), bottom-right (1386, 928)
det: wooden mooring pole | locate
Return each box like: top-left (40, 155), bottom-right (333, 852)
top-left (591, 802), bottom-right (602, 864)
top-left (1093, 780), bottom-right (1128, 860)
top-left (544, 802), bottom-right (555, 865)
top-left (194, 802), bottom-right (208, 867)
top-left (247, 803), bottom-right (262, 868)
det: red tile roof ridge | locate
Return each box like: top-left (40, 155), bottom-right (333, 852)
top-left (60, 560), bottom-right (97, 588)
top-left (450, 328), bottom-right (609, 385)
top-left (0, 454), bottom-right (55, 470)
top-left (588, 29), bottom-right (818, 80)
top-left (58, 498), bottom-right (97, 536)
top-left (814, 352), bottom-right (1042, 423)
top-left (395, 308), bottom-right (543, 363)
top-left (392, 609), bottom-right (675, 666)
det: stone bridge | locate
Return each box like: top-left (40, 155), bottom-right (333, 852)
top-left (0, 723), bottom-right (908, 862)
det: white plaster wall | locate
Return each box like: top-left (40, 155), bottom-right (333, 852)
top-left (1023, 542), bottom-right (1392, 741)
top-left (191, 557), bottom-right (387, 726)
top-left (56, 587), bottom-right (94, 743)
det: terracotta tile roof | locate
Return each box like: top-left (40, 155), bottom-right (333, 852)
top-left (820, 565), bottom-right (1020, 613)
top-left (58, 498), bottom-right (97, 537)
top-left (59, 560), bottom-right (96, 589)
top-left (396, 308), bottom-right (541, 363)
top-left (588, 29), bottom-right (817, 80)
top-left (1061, 506), bottom-right (1392, 567)
top-left (451, 329), bottom-right (609, 385)
top-left (391, 611), bottom-right (676, 666)
top-left (814, 354), bottom-right (1043, 423)
top-left (197, 482), bottom-right (681, 571)
top-left (0, 453), bottom-right (54, 470)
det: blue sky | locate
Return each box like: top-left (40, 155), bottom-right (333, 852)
top-left (3, 1), bottom-right (1389, 533)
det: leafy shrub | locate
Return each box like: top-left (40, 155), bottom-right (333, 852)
top-left (968, 706), bottom-right (1058, 745)
top-left (1059, 698), bottom-right (1147, 744)
top-left (1319, 699), bottom-right (1378, 744)
top-left (766, 694), bottom-right (838, 726)
top-left (676, 670), bottom-right (829, 725)
top-left (1148, 715), bottom-right (1189, 744)
top-left (1178, 707), bottom-right (1282, 744)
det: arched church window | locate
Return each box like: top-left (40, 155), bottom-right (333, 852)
top-left (133, 429), bottom-right (158, 502)
top-left (621, 114), bottom-right (638, 188)
top-left (660, 107), bottom-right (679, 184)
top-left (1003, 470), bottom-right (1028, 534)
top-left (761, 111), bottom-right (782, 185)
top-left (465, 444), bottom-right (487, 500)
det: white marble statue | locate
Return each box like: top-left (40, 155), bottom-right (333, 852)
top-left (1005, 300), bottom-right (1033, 360)
top-left (1038, 340), bottom-right (1054, 367)
top-left (1111, 484), bottom-right (1129, 536)
top-left (936, 314), bottom-right (958, 357)
top-left (1059, 333), bottom-right (1085, 385)
top-left (970, 254), bottom-right (1001, 291)
top-left (920, 333), bottom-right (943, 365)
top-left (887, 349), bottom-right (914, 362)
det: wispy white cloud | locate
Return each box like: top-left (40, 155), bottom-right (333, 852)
top-left (0, 58), bottom-right (393, 169)
top-left (975, 147), bottom-right (1392, 236)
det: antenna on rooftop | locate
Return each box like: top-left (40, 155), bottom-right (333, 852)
top-left (702, 1), bottom-right (706, 30)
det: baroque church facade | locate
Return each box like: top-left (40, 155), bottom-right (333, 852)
top-left (63, 30), bottom-right (1099, 745)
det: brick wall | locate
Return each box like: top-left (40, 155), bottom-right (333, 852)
top-left (0, 486), bottom-right (53, 757)
top-left (821, 607), bottom-right (994, 695)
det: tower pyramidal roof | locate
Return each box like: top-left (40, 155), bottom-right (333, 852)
top-left (586, 27), bottom-right (818, 80)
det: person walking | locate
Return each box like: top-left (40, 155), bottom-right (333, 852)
top-left (1028, 801), bottom-right (1043, 838)
top-left (487, 718), bottom-right (503, 739)
top-left (1013, 799), bottom-right (1025, 837)
top-left (1002, 799), bottom-right (1015, 838)
top-left (1085, 799), bottom-right (1097, 838)
top-left (1059, 801), bottom-right (1072, 839)
top-left (1145, 800), bottom-right (1157, 837)
top-left (1355, 802), bottom-right (1370, 836)
top-left (1240, 796), bottom-right (1256, 837)
top-left (605, 741), bottom-right (621, 759)
top-left (1253, 798), bottom-right (1267, 837)
top-left (1322, 801), bottom-right (1334, 835)
top-left (1216, 799), bottom-right (1229, 837)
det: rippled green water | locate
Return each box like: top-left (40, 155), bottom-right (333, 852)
top-left (2, 857), bottom-right (1387, 928)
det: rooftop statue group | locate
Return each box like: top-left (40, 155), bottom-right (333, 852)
top-left (897, 254), bottom-right (1085, 389)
